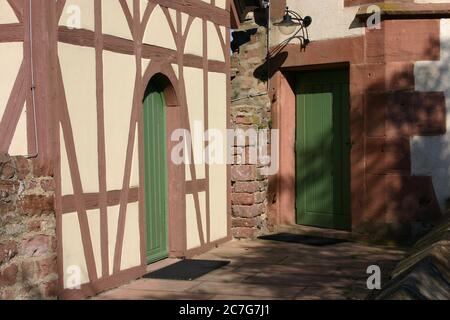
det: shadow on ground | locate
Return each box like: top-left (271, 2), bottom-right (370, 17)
top-left (95, 236), bottom-right (405, 300)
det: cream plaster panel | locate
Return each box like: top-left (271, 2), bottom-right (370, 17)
top-left (60, 125), bottom-right (74, 195)
top-left (142, 58), bottom-right (151, 76)
top-left (209, 165), bottom-right (228, 241)
top-left (220, 26), bottom-right (226, 42)
top-left (184, 18), bottom-right (203, 57)
top-left (63, 212), bottom-right (89, 288)
top-left (172, 64), bottom-right (179, 79)
top-left (120, 202), bottom-right (141, 270)
top-left (208, 72), bottom-right (228, 241)
top-left (59, 43), bottom-right (99, 194)
top-left (130, 126), bottom-right (139, 188)
top-left (186, 191), bottom-right (207, 250)
top-left (0, 1), bottom-right (18, 23)
top-left (273, 0), bottom-right (364, 44)
top-left (87, 209), bottom-right (102, 278)
top-left (103, 51), bottom-right (136, 191)
top-left (0, 43), bottom-right (23, 128)
top-left (215, 0), bottom-right (227, 10)
top-left (59, 0), bottom-right (94, 30)
top-left (184, 67), bottom-right (205, 180)
top-left (108, 205), bottom-right (120, 275)
top-left (186, 195), bottom-right (200, 249)
top-left (102, 0), bottom-right (133, 40)
top-left (186, 154), bottom-right (192, 181)
top-left (169, 8), bottom-right (177, 30)
top-left (140, 0), bottom-right (148, 20)
top-left (181, 13), bottom-right (189, 34)
top-left (126, 0), bottom-right (134, 11)
top-left (8, 103), bottom-right (27, 156)
top-left (199, 191), bottom-right (207, 244)
top-left (143, 5), bottom-right (177, 50)
top-left (207, 21), bottom-right (225, 62)
top-left (412, 19), bottom-right (450, 211)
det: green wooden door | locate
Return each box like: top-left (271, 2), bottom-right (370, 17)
top-left (295, 69), bottom-right (351, 230)
top-left (143, 84), bottom-right (169, 263)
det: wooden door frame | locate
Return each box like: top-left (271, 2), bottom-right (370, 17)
top-left (141, 64), bottom-right (187, 260)
top-left (270, 63), bottom-right (352, 229)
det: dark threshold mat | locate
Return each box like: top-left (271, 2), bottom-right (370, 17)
top-left (143, 259), bottom-right (230, 281)
top-left (258, 233), bottom-right (349, 246)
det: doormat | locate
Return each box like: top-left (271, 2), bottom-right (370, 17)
top-left (143, 259), bottom-right (230, 281)
top-left (258, 233), bottom-right (349, 246)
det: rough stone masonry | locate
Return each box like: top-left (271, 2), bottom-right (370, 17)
top-left (231, 16), bottom-right (274, 239)
top-left (0, 153), bottom-right (57, 300)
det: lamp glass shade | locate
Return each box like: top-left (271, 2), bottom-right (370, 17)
top-left (274, 11), bottom-right (301, 35)
top-left (278, 24), bottom-right (297, 35)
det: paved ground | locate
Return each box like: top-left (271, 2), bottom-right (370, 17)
top-left (95, 235), bottom-right (406, 300)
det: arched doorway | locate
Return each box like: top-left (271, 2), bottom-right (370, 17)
top-left (143, 81), bottom-right (169, 263)
top-left (141, 69), bottom-right (186, 263)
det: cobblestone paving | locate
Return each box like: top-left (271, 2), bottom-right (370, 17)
top-left (95, 238), bottom-right (406, 300)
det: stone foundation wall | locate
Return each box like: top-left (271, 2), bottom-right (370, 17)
top-left (0, 153), bottom-right (57, 300)
top-left (231, 20), bottom-right (273, 239)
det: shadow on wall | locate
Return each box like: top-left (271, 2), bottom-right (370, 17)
top-left (231, 28), bottom-right (258, 53)
top-left (230, 8), bottom-right (270, 53)
top-left (254, 51), bottom-right (288, 82)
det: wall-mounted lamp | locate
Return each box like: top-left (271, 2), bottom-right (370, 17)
top-left (273, 7), bottom-right (312, 47)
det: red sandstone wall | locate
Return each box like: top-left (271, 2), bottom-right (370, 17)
top-left (353, 19), bottom-right (444, 242)
top-left (251, 16), bottom-right (446, 243)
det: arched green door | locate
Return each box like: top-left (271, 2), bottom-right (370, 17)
top-left (143, 84), bottom-right (169, 264)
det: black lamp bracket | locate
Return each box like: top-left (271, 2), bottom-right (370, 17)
top-left (285, 7), bottom-right (307, 25)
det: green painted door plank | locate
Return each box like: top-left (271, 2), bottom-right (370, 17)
top-left (295, 69), bottom-right (351, 230)
top-left (143, 84), bottom-right (169, 264)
